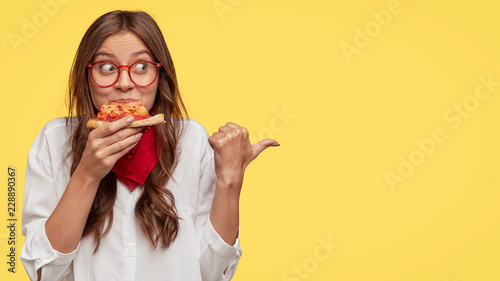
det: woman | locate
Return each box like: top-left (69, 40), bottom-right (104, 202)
top-left (20, 10), bottom-right (279, 281)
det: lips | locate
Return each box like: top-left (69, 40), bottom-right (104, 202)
top-left (111, 99), bottom-right (138, 103)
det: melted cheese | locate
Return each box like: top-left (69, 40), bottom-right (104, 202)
top-left (97, 101), bottom-right (151, 121)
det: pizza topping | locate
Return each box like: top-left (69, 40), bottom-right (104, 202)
top-left (96, 101), bottom-right (151, 121)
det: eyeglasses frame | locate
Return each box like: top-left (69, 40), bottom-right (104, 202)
top-left (87, 60), bottom-right (163, 88)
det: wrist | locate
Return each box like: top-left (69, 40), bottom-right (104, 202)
top-left (215, 178), bottom-right (242, 202)
top-left (216, 174), bottom-right (243, 190)
top-left (73, 165), bottom-right (102, 189)
top-left (216, 169), bottom-right (244, 188)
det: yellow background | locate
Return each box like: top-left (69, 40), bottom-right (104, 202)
top-left (1, 0), bottom-right (499, 280)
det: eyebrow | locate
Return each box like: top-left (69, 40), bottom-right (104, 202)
top-left (131, 50), bottom-right (152, 57)
top-left (94, 50), bottom-right (153, 59)
top-left (94, 51), bottom-right (115, 58)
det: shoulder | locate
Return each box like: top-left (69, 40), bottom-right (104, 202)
top-left (175, 118), bottom-right (210, 139)
top-left (40, 117), bottom-right (76, 133)
top-left (29, 117), bottom-right (76, 160)
top-left (175, 118), bottom-right (209, 142)
top-left (173, 118), bottom-right (214, 164)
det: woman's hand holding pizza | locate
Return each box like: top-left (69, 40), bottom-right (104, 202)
top-left (208, 122), bottom-right (279, 191)
top-left (77, 117), bottom-right (143, 182)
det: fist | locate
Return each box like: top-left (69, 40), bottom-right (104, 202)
top-left (208, 122), bottom-right (279, 186)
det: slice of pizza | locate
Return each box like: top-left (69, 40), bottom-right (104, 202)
top-left (86, 101), bottom-right (166, 128)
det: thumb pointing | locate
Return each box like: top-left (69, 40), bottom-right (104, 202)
top-left (252, 138), bottom-right (280, 158)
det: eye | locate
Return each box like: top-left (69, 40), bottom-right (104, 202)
top-left (97, 62), bottom-right (117, 73)
top-left (132, 62), bottom-right (149, 73)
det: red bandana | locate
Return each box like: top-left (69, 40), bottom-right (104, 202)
top-left (112, 126), bottom-right (159, 191)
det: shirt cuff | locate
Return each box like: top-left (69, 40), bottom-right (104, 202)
top-left (205, 218), bottom-right (241, 258)
top-left (37, 220), bottom-right (79, 266)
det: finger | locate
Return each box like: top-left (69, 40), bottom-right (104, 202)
top-left (105, 140), bottom-right (141, 167)
top-left (98, 127), bottom-right (142, 148)
top-left (107, 131), bottom-right (143, 158)
top-left (208, 132), bottom-right (221, 149)
top-left (210, 131), bottom-right (225, 139)
top-left (112, 138), bottom-right (140, 160)
top-left (208, 132), bottom-right (225, 145)
top-left (218, 126), bottom-right (232, 132)
top-left (251, 139), bottom-right (280, 157)
top-left (225, 122), bottom-right (241, 128)
top-left (92, 117), bottom-right (136, 138)
top-left (221, 124), bottom-right (250, 140)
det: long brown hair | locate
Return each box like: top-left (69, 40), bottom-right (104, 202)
top-left (66, 10), bottom-right (189, 251)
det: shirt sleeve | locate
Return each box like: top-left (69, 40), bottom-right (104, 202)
top-left (20, 147), bottom-right (78, 281)
top-left (194, 142), bottom-right (242, 281)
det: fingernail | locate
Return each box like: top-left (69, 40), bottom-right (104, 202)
top-left (271, 143), bottom-right (280, 147)
top-left (126, 117), bottom-right (134, 122)
top-left (136, 132), bottom-right (143, 139)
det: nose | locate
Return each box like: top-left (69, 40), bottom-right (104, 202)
top-left (114, 67), bottom-right (134, 91)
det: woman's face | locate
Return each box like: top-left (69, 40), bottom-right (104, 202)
top-left (89, 31), bottom-right (159, 112)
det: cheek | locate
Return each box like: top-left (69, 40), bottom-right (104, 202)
top-left (142, 84), bottom-right (158, 111)
top-left (89, 83), bottom-right (110, 109)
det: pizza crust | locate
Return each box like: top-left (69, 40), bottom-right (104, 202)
top-left (86, 114), bottom-right (166, 129)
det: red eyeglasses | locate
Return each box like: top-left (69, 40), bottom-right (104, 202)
top-left (87, 61), bottom-right (162, 87)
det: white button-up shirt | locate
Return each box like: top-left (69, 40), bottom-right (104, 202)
top-left (20, 117), bottom-right (242, 281)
